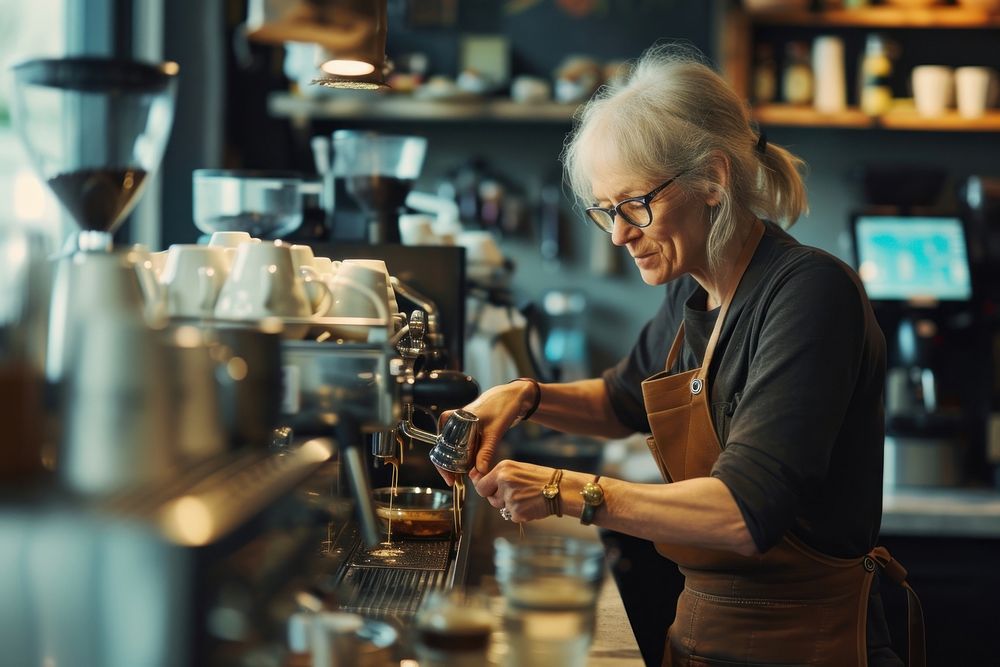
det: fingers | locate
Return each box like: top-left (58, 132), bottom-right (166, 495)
top-left (472, 465), bottom-right (499, 499)
top-left (434, 466), bottom-right (455, 487)
top-left (475, 434), bottom-right (499, 475)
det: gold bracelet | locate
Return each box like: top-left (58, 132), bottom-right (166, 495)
top-left (542, 468), bottom-right (563, 517)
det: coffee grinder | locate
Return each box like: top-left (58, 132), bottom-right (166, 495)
top-left (10, 58), bottom-right (179, 384)
top-left (331, 130), bottom-right (427, 244)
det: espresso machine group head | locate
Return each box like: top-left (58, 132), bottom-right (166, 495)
top-left (372, 310), bottom-right (480, 470)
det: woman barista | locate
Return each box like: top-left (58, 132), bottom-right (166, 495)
top-left (438, 45), bottom-right (921, 666)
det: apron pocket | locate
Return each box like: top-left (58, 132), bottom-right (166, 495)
top-left (687, 656), bottom-right (808, 667)
top-left (642, 379), bottom-right (696, 413)
top-left (676, 588), bottom-right (831, 666)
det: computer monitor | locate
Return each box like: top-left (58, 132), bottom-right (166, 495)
top-left (852, 215), bottom-right (972, 302)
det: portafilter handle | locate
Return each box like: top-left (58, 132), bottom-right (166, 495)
top-left (428, 409), bottom-right (479, 475)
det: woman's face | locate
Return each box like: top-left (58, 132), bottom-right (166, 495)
top-left (590, 163), bottom-right (711, 286)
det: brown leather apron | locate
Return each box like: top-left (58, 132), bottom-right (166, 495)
top-left (640, 221), bottom-right (925, 667)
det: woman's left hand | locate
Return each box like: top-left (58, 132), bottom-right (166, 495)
top-left (470, 459), bottom-right (557, 523)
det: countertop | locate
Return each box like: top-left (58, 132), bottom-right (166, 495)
top-left (474, 506), bottom-right (645, 666)
top-left (881, 486), bottom-right (1000, 538)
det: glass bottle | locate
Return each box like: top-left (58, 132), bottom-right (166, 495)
top-left (782, 41), bottom-right (814, 106)
top-left (753, 43), bottom-right (778, 105)
top-left (860, 33), bottom-right (893, 116)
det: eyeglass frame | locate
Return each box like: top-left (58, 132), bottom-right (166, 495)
top-left (585, 170), bottom-right (688, 233)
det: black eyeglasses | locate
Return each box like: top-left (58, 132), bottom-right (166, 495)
top-left (585, 172), bottom-right (686, 233)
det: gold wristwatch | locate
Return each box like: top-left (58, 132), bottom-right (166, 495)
top-left (542, 468), bottom-right (563, 517)
top-left (579, 475), bottom-right (604, 526)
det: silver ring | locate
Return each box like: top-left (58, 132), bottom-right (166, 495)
top-left (499, 507), bottom-right (512, 521)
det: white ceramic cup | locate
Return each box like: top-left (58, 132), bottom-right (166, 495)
top-left (289, 244), bottom-right (332, 314)
top-left (342, 258), bottom-right (398, 314)
top-left (399, 214), bottom-right (437, 245)
top-left (912, 65), bottom-right (954, 117)
top-left (208, 231), bottom-right (256, 248)
top-left (160, 244), bottom-right (230, 318)
top-left (124, 244), bottom-right (166, 322)
top-left (149, 250), bottom-right (169, 280)
top-left (955, 66), bottom-right (997, 119)
top-left (214, 241), bottom-right (329, 338)
top-left (313, 257), bottom-right (333, 277)
top-left (326, 263), bottom-right (391, 341)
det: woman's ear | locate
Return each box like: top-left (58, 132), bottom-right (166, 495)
top-left (705, 152), bottom-right (730, 208)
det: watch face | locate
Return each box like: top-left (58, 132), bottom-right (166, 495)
top-left (582, 482), bottom-right (604, 505)
top-left (542, 484), bottom-right (558, 499)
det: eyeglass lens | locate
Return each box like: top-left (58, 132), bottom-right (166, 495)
top-left (587, 199), bottom-right (652, 232)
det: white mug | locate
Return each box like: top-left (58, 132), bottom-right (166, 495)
top-left (208, 231), bottom-right (257, 248)
top-left (342, 258), bottom-right (398, 314)
top-left (214, 241), bottom-right (329, 338)
top-left (160, 244), bottom-right (229, 318)
top-left (912, 65), bottom-right (954, 117)
top-left (955, 66), bottom-right (997, 119)
top-left (290, 244), bottom-right (332, 314)
top-left (326, 263), bottom-right (391, 341)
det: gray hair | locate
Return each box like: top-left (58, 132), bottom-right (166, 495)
top-left (562, 44), bottom-right (808, 270)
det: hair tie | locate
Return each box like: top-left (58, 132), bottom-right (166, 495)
top-left (755, 131), bottom-right (768, 155)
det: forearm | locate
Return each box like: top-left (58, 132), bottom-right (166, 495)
top-left (526, 378), bottom-right (632, 439)
top-left (559, 472), bottom-right (758, 555)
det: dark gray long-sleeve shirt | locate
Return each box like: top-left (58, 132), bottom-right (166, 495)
top-left (603, 221), bottom-right (887, 558)
top-left (602, 221), bottom-right (899, 665)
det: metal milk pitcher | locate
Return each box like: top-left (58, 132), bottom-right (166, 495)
top-left (427, 409), bottom-right (479, 475)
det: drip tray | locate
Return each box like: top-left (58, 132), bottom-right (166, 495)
top-left (339, 539), bottom-right (454, 620)
top-left (340, 567), bottom-right (447, 619)
top-left (348, 539), bottom-right (452, 571)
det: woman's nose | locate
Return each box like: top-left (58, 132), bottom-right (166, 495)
top-left (611, 216), bottom-right (638, 246)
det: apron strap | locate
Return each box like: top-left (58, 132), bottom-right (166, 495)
top-left (870, 546), bottom-right (926, 667)
top-left (697, 220), bottom-right (765, 381)
top-left (664, 322), bottom-right (687, 372)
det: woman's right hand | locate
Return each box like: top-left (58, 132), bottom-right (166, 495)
top-left (435, 379), bottom-right (535, 487)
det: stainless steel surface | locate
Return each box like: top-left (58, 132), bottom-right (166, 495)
top-left (101, 437), bottom-right (335, 544)
top-left (62, 314), bottom-right (175, 495)
top-left (391, 277), bottom-right (448, 367)
top-left (47, 251), bottom-right (149, 383)
top-left (340, 566), bottom-right (448, 620)
top-left (0, 440), bottom-right (336, 666)
top-left (281, 339), bottom-right (401, 433)
top-left (342, 442), bottom-right (381, 549)
top-left (349, 539), bottom-right (452, 570)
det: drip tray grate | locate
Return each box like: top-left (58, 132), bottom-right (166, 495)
top-left (339, 566), bottom-right (447, 619)
top-left (348, 539), bottom-right (451, 571)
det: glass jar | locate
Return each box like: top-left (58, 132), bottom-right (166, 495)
top-left (782, 41), bottom-right (814, 106)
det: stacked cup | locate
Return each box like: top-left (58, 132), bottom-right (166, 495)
top-left (913, 65), bottom-right (998, 118)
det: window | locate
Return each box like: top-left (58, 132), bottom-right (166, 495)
top-left (0, 0), bottom-right (68, 248)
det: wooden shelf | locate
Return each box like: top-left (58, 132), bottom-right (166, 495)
top-left (754, 104), bottom-right (873, 127)
top-left (270, 94), bottom-right (1000, 132)
top-left (748, 6), bottom-right (1000, 28)
top-left (754, 103), bottom-right (1000, 130)
top-left (878, 107), bottom-right (1000, 130)
top-left (269, 92), bottom-right (578, 124)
